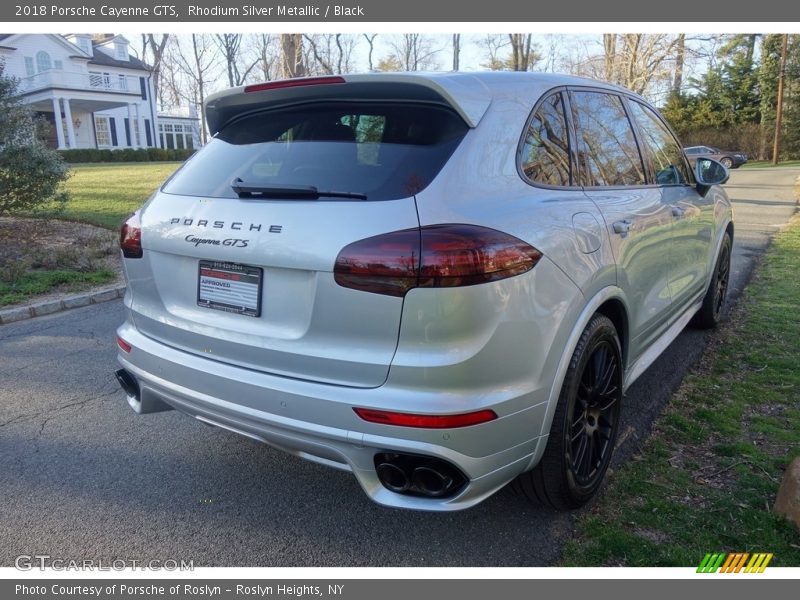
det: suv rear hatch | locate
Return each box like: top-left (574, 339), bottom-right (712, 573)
top-left (127, 76), bottom-right (487, 388)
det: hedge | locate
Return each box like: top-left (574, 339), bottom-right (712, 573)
top-left (58, 148), bottom-right (195, 163)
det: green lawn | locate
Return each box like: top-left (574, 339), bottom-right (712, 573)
top-left (562, 216), bottom-right (800, 567)
top-left (0, 268), bottom-right (116, 306)
top-left (59, 162), bottom-right (182, 230)
top-left (740, 160), bottom-right (800, 169)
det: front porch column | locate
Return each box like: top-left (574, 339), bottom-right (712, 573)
top-left (127, 103), bottom-right (136, 147)
top-left (136, 105), bottom-right (147, 148)
top-left (51, 97), bottom-right (65, 149)
top-left (62, 98), bottom-right (76, 149)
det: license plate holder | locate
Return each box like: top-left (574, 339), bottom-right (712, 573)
top-left (197, 260), bottom-right (262, 317)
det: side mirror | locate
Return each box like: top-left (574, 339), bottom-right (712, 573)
top-left (694, 157), bottom-right (729, 197)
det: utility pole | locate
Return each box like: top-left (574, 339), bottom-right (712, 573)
top-left (772, 33), bottom-right (789, 165)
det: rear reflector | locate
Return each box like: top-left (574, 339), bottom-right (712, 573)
top-left (334, 224), bottom-right (542, 296)
top-left (116, 336), bottom-right (132, 353)
top-left (244, 76), bottom-right (346, 93)
top-left (353, 407), bottom-right (498, 429)
top-left (120, 212), bottom-right (143, 259)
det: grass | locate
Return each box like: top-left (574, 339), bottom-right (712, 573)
top-left (0, 268), bottom-right (116, 306)
top-left (740, 160), bottom-right (800, 169)
top-left (561, 215), bottom-right (800, 567)
top-left (58, 162), bottom-right (182, 229)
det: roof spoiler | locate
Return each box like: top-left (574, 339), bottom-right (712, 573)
top-left (204, 73), bottom-right (492, 136)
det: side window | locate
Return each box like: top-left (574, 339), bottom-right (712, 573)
top-left (569, 91), bottom-right (645, 187)
top-left (520, 92), bottom-right (571, 186)
top-left (627, 101), bottom-right (691, 185)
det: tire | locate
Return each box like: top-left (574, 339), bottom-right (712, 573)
top-left (720, 157), bottom-right (733, 169)
top-left (691, 231), bottom-right (732, 329)
top-left (512, 314), bottom-right (623, 510)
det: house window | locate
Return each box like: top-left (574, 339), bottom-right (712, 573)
top-left (36, 51), bottom-right (52, 73)
top-left (95, 116), bottom-right (112, 147)
top-left (53, 60), bottom-right (63, 70)
top-left (77, 37), bottom-right (91, 54)
top-left (24, 57), bottom-right (34, 76)
top-left (118, 75), bottom-right (128, 91)
top-left (159, 121), bottom-right (195, 150)
top-left (89, 71), bottom-right (111, 89)
top-left (115, 43), bottom-right (128, 61)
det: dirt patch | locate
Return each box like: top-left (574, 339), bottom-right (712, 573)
top-left (0, 217), bottom-right (122, 307)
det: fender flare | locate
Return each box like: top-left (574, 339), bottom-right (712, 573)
top-left (525, 285), bottom-right (631, 470)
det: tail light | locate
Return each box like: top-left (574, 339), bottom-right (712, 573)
top-left (334, 224), bottom-right (542, 297)
top-left (120, 212), bottom-right (143, 259)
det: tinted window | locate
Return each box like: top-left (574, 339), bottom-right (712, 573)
top-left (520, 92), bottom-right (571, 186)
top-left (628, 101), bottom-right (691, 185)
top-left (570, 91), bottom-right (645, 187)
top-left (163, 103), bottom-right (468, 201)
top-left (685, 148), bottom-right (700, 155)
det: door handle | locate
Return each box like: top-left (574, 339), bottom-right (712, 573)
top-left (612, 220), bottom-right (632, 236)
top-left (672, 206), bottom-right (686, 218)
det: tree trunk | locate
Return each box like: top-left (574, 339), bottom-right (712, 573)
top-left (673, 33), bottom-right (685, 93)
top-left (453, 34), bottom-right (460, 71)
top-left (604, 34), bottom-right (616, 82)
top-left (280, 34), bottom-right (305, 78)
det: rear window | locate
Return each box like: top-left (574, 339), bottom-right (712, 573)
top-left (162, 102), bottom-right (468, 201)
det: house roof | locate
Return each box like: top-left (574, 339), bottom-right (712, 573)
top-left (0, 33), bottom-right (148, 70)
top-left (90, 42), bottom-right (149, 71)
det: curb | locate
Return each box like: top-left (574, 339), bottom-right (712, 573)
top-left (0, 284), bottom-right (126, 325)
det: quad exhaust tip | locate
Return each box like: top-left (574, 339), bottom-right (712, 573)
top-left (374, 452), bottom-right (467, 499)
top-left (115, 368), bottom-right (139, 400)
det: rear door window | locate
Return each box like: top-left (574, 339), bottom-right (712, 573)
top-left (519, 91), bottom-right (572, 186)
top-left (627, 101), bottom-right (692, 186)
top-left (569, 90), bottom-right (646, 187)
top-left (162, 103), bottom-right (468, 201)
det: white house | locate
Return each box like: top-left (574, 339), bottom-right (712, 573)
top-left (0, 33), bottom-right (200, 151)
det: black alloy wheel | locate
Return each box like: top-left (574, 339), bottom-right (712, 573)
top-left (513, 314), bottom-right (623, 510)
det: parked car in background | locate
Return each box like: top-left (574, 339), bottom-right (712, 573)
top-left (685, 145), bottom-right (748, 169)
top-left (116, 72), bottom-right (733, 512)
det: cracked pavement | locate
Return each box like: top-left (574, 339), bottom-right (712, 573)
top-left (0, 168), bottom-right (797, 567)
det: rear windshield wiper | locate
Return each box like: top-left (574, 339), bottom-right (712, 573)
top-left (231, 179), bottom-right (367, 200)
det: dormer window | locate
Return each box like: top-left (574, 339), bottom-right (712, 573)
top-left (114, 42), bottom-right (128, 61)
top-left (78, 37), bottom-right (91, 54)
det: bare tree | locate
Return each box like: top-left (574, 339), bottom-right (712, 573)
top-left (168, 34), bottom-right (220, 143)
top-left (280, 34), bottom-right (306, 78)
top-left (363, 34), bottom-right (378, 71)
top-left (603, 33), bottom-right (617, 81)
top-left (672, 34), bottom-right (686, 93)
top-left (214, 34), bottom-right (259, 87)
top-left (508, 34), bottom-right (536, 71)
top-left (481, 34), bottom-right (539, 71)
top-left (383, 34), bottom-right (442, 71)
top-left (303, 34), bottom-right (357, 74)
top-left (252, 34), bottom-right (280, 82)
top-left (582, 34), bottom-right (684, 95)
top-left (453, 34), bottom-right (461, 71)
top-left (141, 34), bottom-right (170, 106)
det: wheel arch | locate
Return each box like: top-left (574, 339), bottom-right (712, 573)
top-left (526, 286), bottom-right (631, 470)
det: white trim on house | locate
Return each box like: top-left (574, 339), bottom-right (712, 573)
top-left (1, 33), bottom-right (201, 151)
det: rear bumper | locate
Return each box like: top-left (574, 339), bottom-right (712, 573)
top-left (116, 322), bottom-right (549, 511)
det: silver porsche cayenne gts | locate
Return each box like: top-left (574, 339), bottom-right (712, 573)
top-left (115, 72), bottom-right (733, 511)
